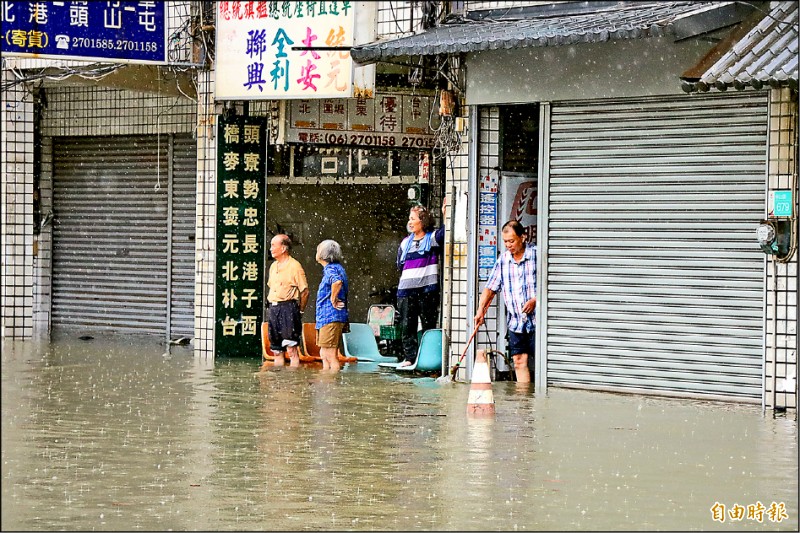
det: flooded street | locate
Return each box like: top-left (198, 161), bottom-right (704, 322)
top-left (2, 334), bottom-right (797, 531)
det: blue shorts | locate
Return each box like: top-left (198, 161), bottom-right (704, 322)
top-left (508, 329), bottom-right (535, 358)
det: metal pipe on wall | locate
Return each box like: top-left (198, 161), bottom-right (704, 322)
top-left (443, 183), bottom-right (457, 376)
top-left (465, 106), bottom-right (479, 381)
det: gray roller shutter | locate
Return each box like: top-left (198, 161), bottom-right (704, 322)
top-left (543, 92), bottom-right (768, 402)
top-left (169, 135), bottom-right (197, 339)
top-left (53, 134), bottom-right (196, 337)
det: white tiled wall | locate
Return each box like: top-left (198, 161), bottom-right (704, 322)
top-left (765, 87), bottom-right (798, 411)
top-left (39, 86), bottom-right (195, 137)
top-left (440, 102), bottom-right (472, 381)
top-left (1, 70), bottom-right (34, 339)
top-left (471, 106), bottom-right (501, 367)
top-left (194, 68), bottom-right (217, 360)
top-left (376, 1), bottom-right (424, 37)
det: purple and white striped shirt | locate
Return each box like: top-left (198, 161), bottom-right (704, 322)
top-left (485, 244), bottom-right (537, 333)
top-left (396, 226), bottom-right (445, 298)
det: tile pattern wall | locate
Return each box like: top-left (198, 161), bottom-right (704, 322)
top-left (765, 87), bottom-right (798, 411)
top-left (441, 105), bottom-right (505, 382)
top-left (441, 106), bottom-right (471, 380)
top-left (376, 1), bottom-right (425, 37)
top-left (40, 86), bottom-right (195, 137)
top-left (472, 106), bottom-right (501, 367)
top-left (1, 71), bottom-right (34, 339)
top-left (193, 69), bottom-right (217, 359)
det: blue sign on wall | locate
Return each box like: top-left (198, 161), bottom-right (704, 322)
top-left (1, 1), bottom-right (167, 64)
top-left (477, 188), bottom-right (498, 281)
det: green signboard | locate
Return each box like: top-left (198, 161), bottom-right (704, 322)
top-left (216, 116), bottom-right (267, 357)
top-left (771, 190), bottom-right (793, 217)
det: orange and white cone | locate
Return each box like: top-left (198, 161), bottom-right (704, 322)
top-left (467, 349), bottom-right (495, 417)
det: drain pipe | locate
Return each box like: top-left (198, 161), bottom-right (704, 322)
top-left (166, 134), bottom-right (174, 345)
top-left (771, 259), bottom-right (778, 410)
top-left (465, 107), bottom-right (479, 381)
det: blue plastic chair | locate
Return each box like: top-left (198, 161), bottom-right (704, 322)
top-left (379, 328), bottom-right (443, 374)
top-left (342, 323), bottom-right (399, 363)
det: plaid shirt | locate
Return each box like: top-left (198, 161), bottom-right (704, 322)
top-left (485, 244), bottom-right (536, 334)
top-left (315, 262), bottom-right (349, 329)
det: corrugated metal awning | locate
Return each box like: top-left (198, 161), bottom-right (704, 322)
top-left (681, 1), bottom-right (798, 92)
top-left (351, 1), bottom-right (740, 64)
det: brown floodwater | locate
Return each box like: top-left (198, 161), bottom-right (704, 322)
top-left (2, 333), bottom-right (797, 531)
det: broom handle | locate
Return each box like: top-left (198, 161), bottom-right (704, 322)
top-left (450, 322), bottom-right (481, 377)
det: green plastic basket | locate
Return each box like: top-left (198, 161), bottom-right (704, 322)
top-left (380, 325), bottom-right (401, 340)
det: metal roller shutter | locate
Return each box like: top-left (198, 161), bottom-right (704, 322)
top-left (53, 135), bottom-right (196, 337)
top-left (169, 135), bottom-right (197, 339)
top-left (544, 92), bottom-right (768, 401)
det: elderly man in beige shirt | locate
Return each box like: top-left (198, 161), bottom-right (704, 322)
top-left (265, 234), bottom-right (309, 367)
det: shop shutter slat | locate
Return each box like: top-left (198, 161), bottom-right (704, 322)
top-left (53, 136), bottom-right (168, 335)
top-left (543, 93), bottom-right (768, 401)
top-left (169, 134), bottom-right (197, 339)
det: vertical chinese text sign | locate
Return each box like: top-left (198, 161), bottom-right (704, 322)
top-left (216, 116), bottom-right (267, 356)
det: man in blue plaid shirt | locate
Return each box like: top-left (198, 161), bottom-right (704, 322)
top-left (474, 220), bottom-right (537, 383)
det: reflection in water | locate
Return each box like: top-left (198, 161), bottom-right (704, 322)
top-left (2, 335), bottom-right (797, 531)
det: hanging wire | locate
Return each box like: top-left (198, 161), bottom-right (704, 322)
top-left (1, 61), bottom-right (123, 91)
top-left (479, 320), bottom-right (513, 380)
top-left (432, 115), bottom-right (461, 161)
top-left (387, 1), bottom-right (413, 35)
top-left (2, 0), bottom-right (200, 92)
top-left (428, 85), bottom-right (462, 162)
top-left (154, 70), bottom-right (179, 192)
top-left (731, 0), bottom-right (800, 32)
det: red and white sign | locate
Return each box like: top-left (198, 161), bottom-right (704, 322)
top-left (286, 93), bottom-right (438, 147)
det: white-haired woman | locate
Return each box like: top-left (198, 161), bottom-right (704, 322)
top-left (315, 239), bottom-right (349, 372)
top-left (396, 199), bottom-right (447, 367)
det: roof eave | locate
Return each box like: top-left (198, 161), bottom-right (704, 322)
top-left (352, 24), bottom-right (673, 65)
top-left (681, 76), bottom-right (798, 93)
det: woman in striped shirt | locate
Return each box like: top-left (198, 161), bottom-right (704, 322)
top-left (396, 201), bottom-right (447, 367)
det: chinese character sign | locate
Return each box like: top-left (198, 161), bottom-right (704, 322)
top-left (0, 1), bottom-right (166, 64)
top-left (216, 116), bottom-right (267, 357)
top-left (216, 0), bottom-right (356, 99)
top-left (478, 173), bottom-right (499, 281)
top-left (286, 94), bottom-right (437, 148)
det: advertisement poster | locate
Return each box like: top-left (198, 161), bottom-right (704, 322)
top-left (286, 93), bottom-right (436, 148)
top-left (215, 0), bottom-right (357, 99)
top-left (501, 172), bottom-right (537, 244)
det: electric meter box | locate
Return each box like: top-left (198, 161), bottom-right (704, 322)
top-left (757, 190), bottom-right (794, 257)
top-left (757, 217), bottom-right (792, 257)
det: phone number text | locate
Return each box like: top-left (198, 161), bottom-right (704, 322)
top-left (71, 36), bottom-right (158, 52)
top-left (291, 131), bottom-right (435, 149)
